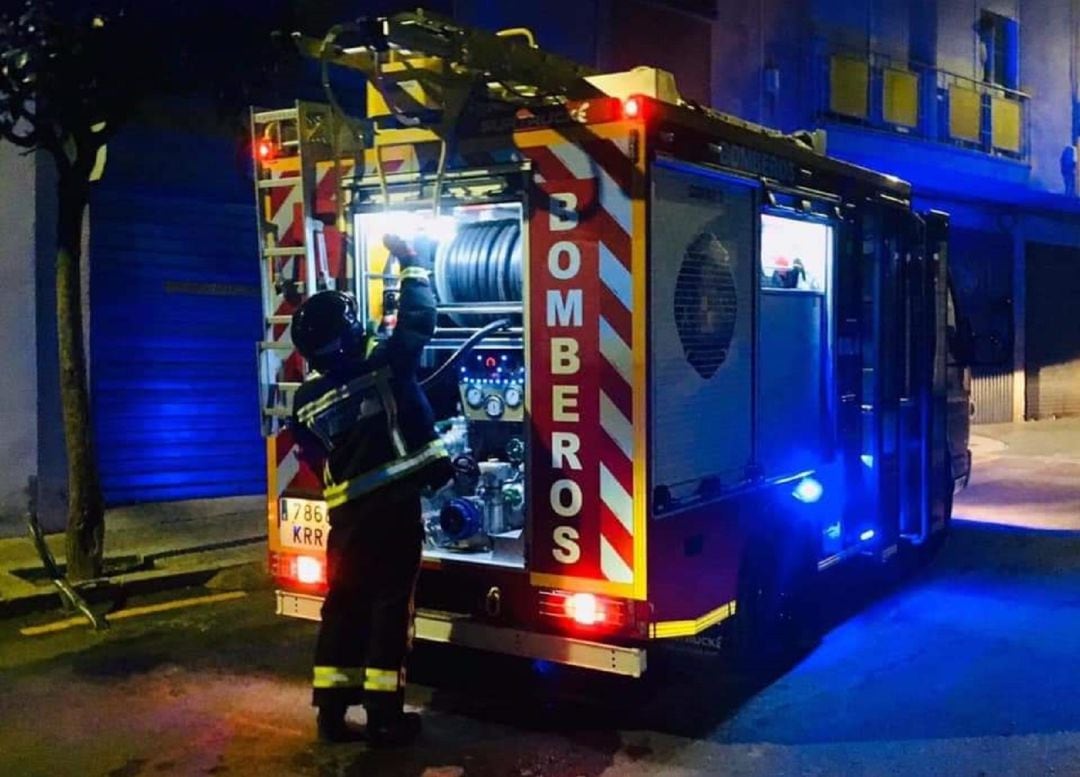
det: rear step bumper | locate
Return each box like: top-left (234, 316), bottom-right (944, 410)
top-left (276, 590), bottom-right (647, 678)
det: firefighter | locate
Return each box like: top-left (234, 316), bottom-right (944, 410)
top-left (771, 256), bottom-right (806, 289)
top-left (290, 232), bottom-right (451, 745)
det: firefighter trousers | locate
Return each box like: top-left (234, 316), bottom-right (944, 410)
top-left (312, 487), bottom-right (423, 717)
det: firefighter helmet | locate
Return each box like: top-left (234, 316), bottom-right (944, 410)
top-left (290, 291), bottom-right (366, 374)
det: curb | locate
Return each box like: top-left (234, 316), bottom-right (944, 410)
top-left (0, 543), bottom-right (264, 621)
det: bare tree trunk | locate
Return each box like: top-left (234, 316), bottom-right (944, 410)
top-left (57, 173), bottom-right (104, 582)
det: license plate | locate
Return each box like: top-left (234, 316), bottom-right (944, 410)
top-left (279, 498), bottom-right (329, 550)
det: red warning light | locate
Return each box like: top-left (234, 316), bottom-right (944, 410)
top-left (564, 593), bottom-right (605, 626)
top-left (295, 555), bottom-right (324, 585)
top-left (256, 140), bottom-right (275, 161)
top-left (622, 96), bottom-right (643, 120)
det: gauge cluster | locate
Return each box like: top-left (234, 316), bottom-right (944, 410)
top-left (458, 350), bottom-right (525, 423)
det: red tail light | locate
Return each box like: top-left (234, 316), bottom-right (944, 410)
top-left (539, 589), bottom-right (631, 631)
top-left (622, 95), bottom-right (644, 120)
top-left (564, 592), bottom-right (604, 625)
top-left (296, 556), bottom-right (325, 585)
top-left (269, 551), bottom-right (327, 590)
top-left (256, 140), bottom-right (275, 161)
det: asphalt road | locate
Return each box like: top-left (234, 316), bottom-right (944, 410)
top-left (1, 435), bottom-right (1078, 777)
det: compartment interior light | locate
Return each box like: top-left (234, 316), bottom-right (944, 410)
top-left (366, 211), bottom-right (459, 242)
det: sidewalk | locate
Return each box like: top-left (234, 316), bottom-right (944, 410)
top-left (0, 496), bottom-right (266, 618)
top-left (958, 417), bottom-right (1080, 532)
top-left (970, 416), bottom-right (1080, 461)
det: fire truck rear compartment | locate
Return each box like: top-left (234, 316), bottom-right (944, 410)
top-left (353, 200), bottom-right (528, 570)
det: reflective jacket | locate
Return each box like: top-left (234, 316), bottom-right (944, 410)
top-left (292, 269), bottom-right (450, 509)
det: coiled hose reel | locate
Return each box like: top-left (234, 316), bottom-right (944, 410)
top-left (433, 219), bottom-right (523, 327)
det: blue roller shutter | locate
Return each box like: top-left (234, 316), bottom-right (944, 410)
top-left (90, 190), bottom-right (264, 505)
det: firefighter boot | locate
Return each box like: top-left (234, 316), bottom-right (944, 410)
top-left (316, 705), bottom-right (366, 744)
top-left (366, 711), bottom-right (422, 748)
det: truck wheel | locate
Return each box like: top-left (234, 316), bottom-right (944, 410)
top-left (730, 527), bottom-right (821, 677)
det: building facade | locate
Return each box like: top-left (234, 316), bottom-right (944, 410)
top-left (584, 0), bottom-right (1080, 422)
top-left (0, 145), bottom-right (40, 530)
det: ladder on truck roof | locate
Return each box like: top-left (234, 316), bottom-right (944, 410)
top-left (295, 9), bottom-right (822, 166)
top-left (293, 10), bottom-right (609, 220)
top-left (294, 10), bottom-right (603, 121)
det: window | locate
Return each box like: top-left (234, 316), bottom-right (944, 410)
top-left (978, 11), bottom-right (1019, 90)
top-left (760, 214), bottom-right (831, 292)
top-left (756, 213), bottom-right (835, 475)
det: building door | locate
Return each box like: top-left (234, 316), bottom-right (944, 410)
top-left (1025, 242), bottom-right (1080, 419)
top-left (949, 227), bottom-right (1014, 423)
top-left (90, 187), bottom-right (264, 505)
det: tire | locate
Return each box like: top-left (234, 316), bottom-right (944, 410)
top-left (730, 526), bottom-right (821, 677)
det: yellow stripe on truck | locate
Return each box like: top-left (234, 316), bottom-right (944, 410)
top-left (649, 600), bottom-right (738, 639)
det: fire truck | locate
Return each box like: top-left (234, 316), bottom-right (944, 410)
top-left (250, 11), bottom-right (972, 677)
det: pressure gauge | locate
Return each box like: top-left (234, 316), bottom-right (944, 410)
top-left (484, 394), bottom-right (505, 419)
top-left (465, 384), bottom-right (484, 409)
top-left (504, 384), bottom-right (523, 408)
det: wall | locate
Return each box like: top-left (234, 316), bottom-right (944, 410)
top-left (603, 0), bottom-right (712, 103)
top-left (0, 144), bottom-right (39, 535)
top-left (453, 0), bottom-right (600, 66)
top-left (810, 0), bottom-right (872, 52)
top-left (1022, 0), bottom-right (1076, 191)
top-left (708, 0), bottom-right (813, 130)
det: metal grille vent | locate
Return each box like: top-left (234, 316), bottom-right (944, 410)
top-left (674, 229), bottom-right (738, 379)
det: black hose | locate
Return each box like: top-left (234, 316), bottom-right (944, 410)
top-left (420, 318), bottom-right (511, 389)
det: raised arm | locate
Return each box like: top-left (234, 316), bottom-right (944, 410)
top-left (372, 234), bottom-right (437, 375)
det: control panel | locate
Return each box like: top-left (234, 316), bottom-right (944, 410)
top-left (458, 350), bottom-right (525, 423)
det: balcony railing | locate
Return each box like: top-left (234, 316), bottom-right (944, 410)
top-left (818, 47), bottom-right (1030, 162)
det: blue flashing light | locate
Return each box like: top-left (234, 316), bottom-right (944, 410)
top-left (860, 454), bottom-right (874, 468)
top-left (532, 659), bottom-right (556, 677)
top-left (792, 476), bottom-right (823, 504)
top-left (859, 529), bottom-right (876, 542)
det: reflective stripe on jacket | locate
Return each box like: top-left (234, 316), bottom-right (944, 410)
top-left (323, 439), bottom-right (448, 508)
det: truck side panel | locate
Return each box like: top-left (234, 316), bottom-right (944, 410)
top-left (645, 160), bottom-right (757, 627)
top-left (517, 123), bottom-right (649, 601)
top-left (647, 160), bottom-right (756, 496)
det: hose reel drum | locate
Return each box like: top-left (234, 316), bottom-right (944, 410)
top-left (432, 219), bottom-right (523, 327)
